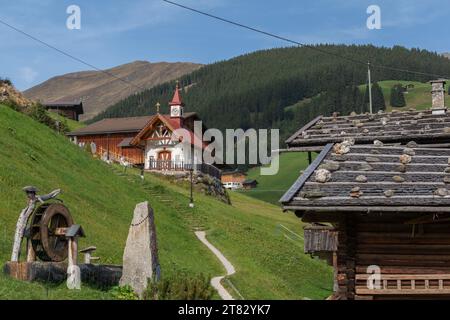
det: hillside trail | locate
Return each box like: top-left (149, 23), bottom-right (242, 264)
top-left (108, 165), bottom-right (237, 299)
top-left (195, 231), bottom-right (236, 300)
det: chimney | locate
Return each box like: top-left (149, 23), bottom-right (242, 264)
top-left (430, 79), bottom-right (447, 115)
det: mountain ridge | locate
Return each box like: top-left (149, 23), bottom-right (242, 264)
top-left (24, 60), bottom-right (203, 120)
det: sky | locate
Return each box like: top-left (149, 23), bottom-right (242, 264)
top-left (1, 0), bottom-right (450, 90)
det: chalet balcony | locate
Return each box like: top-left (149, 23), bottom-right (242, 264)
top-left (355, 274), bottom-right (450, 296)
top-left (147, 160), bottom-right (222, 180)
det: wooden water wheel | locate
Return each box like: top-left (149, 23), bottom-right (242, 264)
top-left (29, 203), bottom-right (74, 262)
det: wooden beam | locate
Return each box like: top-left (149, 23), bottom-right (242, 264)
top-left (279, 143), bottom-right (333, 204)
top-left (281, 146), bottom-right (324, 153)
top-left (285, 115), bottom-right (322, 145)
top-left (283, 205), bottom-right (450, 213)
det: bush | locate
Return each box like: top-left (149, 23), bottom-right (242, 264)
top-left (2, 99), bottom-right (21, 112)
top-left (110, 285), bottom-right (139, 300)
top-left (0, 77), bottom-right (12, 86)
top-left (24, 103), bottom-right (58, 130)
top-left (145, 273), bottom-right (214, 300)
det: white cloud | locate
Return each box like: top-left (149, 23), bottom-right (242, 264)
top-left (19, 66), bottom-right (38, 83)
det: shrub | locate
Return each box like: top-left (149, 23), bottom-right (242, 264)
top-left (145, 273), bottom-right (214, 300)
top-left (110, 285), bottom-right (138, 300)
top-left (0, 77), bottom-right (12, 86)
top-left (24, 103), bottom-right (58, 130)
top-left (2, 99), bottom-right (21, 112)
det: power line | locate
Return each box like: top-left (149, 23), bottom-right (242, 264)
top-left (0, 18), bottom-right (146, 92)
top-left (163, 0), bottom-right (450, 80)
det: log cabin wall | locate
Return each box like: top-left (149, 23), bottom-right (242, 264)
top-left (77, 133), bottom-right (144, 164)
top-left (333, 213), bottom-right (450, 300)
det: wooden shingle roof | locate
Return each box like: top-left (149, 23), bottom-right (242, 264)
top-left (66, 112), bottom-right (197, 136)
top-left (281, 142), bottom-right (450, 212)
top-left (285, 109), bottom-right (450, 150)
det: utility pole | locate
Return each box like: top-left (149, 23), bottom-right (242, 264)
top-left (368, 62), bottom-right (373, 114)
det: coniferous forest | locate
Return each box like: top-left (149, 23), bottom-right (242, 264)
top-left (91, 45), bottom-right (450, 143)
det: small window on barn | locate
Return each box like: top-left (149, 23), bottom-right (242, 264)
top-left (303, 225), bottom-right (338, 254)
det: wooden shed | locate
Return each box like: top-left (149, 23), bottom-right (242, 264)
top-left (281, 143), bottom-right (450, 300)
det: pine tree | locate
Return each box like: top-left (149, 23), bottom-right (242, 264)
top-left (365, 82), bottom-right (386, 113)
top-left (390, 84), bottom-right (406, 108)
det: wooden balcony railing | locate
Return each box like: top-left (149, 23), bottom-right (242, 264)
top-left (356, 274), bottom-right (450, 295)
top-left (148, 160), bottom-right (222, 180)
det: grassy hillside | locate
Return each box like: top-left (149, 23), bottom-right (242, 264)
top-left (48, 112), bottom-right (86, 131)
top-left (287, 79), bottom-right (448, 116)
top-left (241, 152), bottom-right (314, 205)
top-left (376, 80), bottom-right (448, 111)
top-left (0, 105), bottom-right (331, 300)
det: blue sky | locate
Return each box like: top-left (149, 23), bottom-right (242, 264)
top-left (1, 0), bottom-right (449, 90)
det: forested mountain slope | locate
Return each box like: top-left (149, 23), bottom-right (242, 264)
top-left (92, 45), bottom-right (450, 142)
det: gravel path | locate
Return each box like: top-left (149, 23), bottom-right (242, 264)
top-left (195, 231), bottom-right (236, 300)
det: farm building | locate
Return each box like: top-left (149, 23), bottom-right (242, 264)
top-left (44, 100), bottom-right (84, 121)
top-left (67, 84), bottom-right (220, 178)
top-left (242, 179), bottom-right (258, 190)
top-left (281, 143), bottom-right (450, 299)
top-left (281, 79), bottom-right (450, 300)
top-left (221, 170), bottom-right (247, 189)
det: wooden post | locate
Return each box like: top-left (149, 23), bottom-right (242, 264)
top-left (332, 251), bottom-right (338, 293)
top-left (26, 238), bottom-right (36, 262)
top-left (66, 236), bottom-right (81, 290)
top-left (11, 193), bottom-right (37, 262)
top-left (308, 151), bottom-right (312, 165)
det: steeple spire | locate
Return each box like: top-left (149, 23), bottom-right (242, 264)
top-left (169, 81), bottom-right (184, 106)
top-left (155, 102), bottom-right (161, 114)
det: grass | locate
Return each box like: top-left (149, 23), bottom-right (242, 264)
top-left (240, 152), bottom-right (315, 206)
top-left (0, 105), bottom-right (332, 300)
top-left (287, 80), bottom-right (448, 114)
top-left (146, 173), bottom-right (332, 300)
top-left (47, 112), bottom-right (86, 131)
top-left (359, 80), bottom-right (449, 111)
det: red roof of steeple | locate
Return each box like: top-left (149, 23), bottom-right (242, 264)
top-left (169, 82), bottom-right (184, 106)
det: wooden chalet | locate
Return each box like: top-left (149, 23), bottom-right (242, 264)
top-left (281, 79), bottom-right (450, 300)
top-left (44, 100), bottom-right (84, 121)
top-left (67, 84), bottom-right (220, 178)
top-left (281, 143), bottom-right (450, 299)
top-left (221, 170), bottom-right (247, 189)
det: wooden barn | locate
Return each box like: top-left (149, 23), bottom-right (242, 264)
top-left (281, 143), bottom-right (450, 300)
top-left (281, 79), bottom-right (450, 300)
top-left (67, 115), bottom-right (152, 164)
top-left (44, 100), bottom-right (84, 121)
